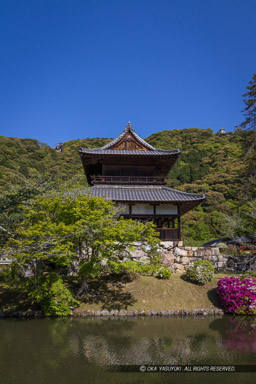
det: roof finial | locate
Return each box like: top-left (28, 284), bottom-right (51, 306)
top-left (127, 121), bottom-right (134, 131)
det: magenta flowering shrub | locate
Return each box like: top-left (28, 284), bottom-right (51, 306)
top-left (217, 276), bottom-right (256, 315)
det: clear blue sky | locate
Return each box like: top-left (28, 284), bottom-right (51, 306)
top-left (0, 0), bottom-right (255, 146)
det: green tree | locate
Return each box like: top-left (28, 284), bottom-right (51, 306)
top-left (204, 210), bottom-right (226, 238)
top-left (241, 73), bottom-right (256, 131)
top-left (225, 200), bottom-right (256, 240)
top-left (1, 194), bottom-right (159, 314)
top-left (0, 177), bottom-right (56, 247)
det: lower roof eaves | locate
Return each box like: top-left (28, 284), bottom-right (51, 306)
top-left (88, 185), bottom-right (205, 216)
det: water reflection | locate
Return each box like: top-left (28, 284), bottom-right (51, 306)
top-left (0, 316), bottom-right (255, 384)
top-left (210, 316), bottom-right (256, 353)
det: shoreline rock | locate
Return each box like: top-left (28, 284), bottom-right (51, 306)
top-left (0, 308), bottom-right (225, 318)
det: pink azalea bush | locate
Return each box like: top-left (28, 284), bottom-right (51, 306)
top-left (217, 276), bottom-right (256, 315)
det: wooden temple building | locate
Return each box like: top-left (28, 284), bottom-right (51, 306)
top-left (79, 123), bottom-right (205, 241)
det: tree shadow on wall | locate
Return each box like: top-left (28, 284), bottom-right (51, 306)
top-left (80, 274), bottom-right (137, 310)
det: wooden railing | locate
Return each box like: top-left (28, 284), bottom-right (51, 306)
top-left (156, 228), bottom-right (180, 241)
top-left (0, 258), bottom-right (12, 265)
top-left (91, 175), bottom-right (166, 185)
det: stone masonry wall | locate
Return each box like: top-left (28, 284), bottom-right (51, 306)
top-left (130, 241), bottom-right (256, 273)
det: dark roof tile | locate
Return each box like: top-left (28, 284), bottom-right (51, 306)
top-left (79, 124), bottom-right (181, 156)
top-left (101, 123), bottom-right (156, 150)
top-left (90, 185), bottom-right (205, 202)
top-left (79, 148), bottom-right (180, 156)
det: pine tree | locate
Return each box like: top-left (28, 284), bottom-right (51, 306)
top-left (241, 73), bottom-right (256, 130)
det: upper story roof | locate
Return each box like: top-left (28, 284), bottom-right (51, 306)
top-left (79, 123), bottom-right (181, 157)
top-left (102, 122), bottom-right (156, 150)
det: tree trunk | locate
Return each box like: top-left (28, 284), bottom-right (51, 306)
top-left (75, 277), bottom-right (89, 299)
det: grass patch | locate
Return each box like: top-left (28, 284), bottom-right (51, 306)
top-left (0, 273), bottom-right (229, 314)
top-left (77, 273), bottom-right (227, 312)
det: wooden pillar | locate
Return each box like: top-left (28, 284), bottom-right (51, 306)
top-left (177, 205), bottom-right (181, 240)
top-left (153, 205), bottom-right (157, 226)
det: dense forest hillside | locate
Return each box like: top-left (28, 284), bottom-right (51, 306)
top-left (0, 136), bottom-right (111, 189)
top-left (1, 128), bottom-right (255, 243)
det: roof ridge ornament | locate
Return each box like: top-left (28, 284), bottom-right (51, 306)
top-left (126, 121), bottom-right (134, 131)
top-left (86, 123), bottom-right (173, 152)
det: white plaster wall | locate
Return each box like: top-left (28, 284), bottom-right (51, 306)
top-left (156, 204), bottom-right (178, 215)
top-left (132, 204), bottom-right (154, 215)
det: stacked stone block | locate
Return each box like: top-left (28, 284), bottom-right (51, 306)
top-left (130, 242), bottom-right (256, 273)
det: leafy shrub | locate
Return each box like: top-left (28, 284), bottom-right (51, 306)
top-left (28, 274), bottom-right (79, 316)
top-left (186, 260), bottom-right (214, 285)
top-left (117, 260), bottom-right (141, 279)
top-left (121, 261), bottom-right (172, 279)
top-left (155, 265), bottom-right (172, 279)
top-left (42, 279), bottom-right (79, 316)
top-left (108, 259), bottom-right (172, 279)
top-left (217, 276), bottom-right (256, 315)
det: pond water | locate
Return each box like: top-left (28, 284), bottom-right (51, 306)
top-left (0, 316), bottom-right (256, 384)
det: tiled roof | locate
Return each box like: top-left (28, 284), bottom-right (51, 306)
top-left (101, 123), bottom-right (156, 150)
top-left (90, 185), bottom-right (205, 202)
top-left (79, 123), bottom-right (181, 156)
top-left (79, 148), bottom-right (180, 156)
